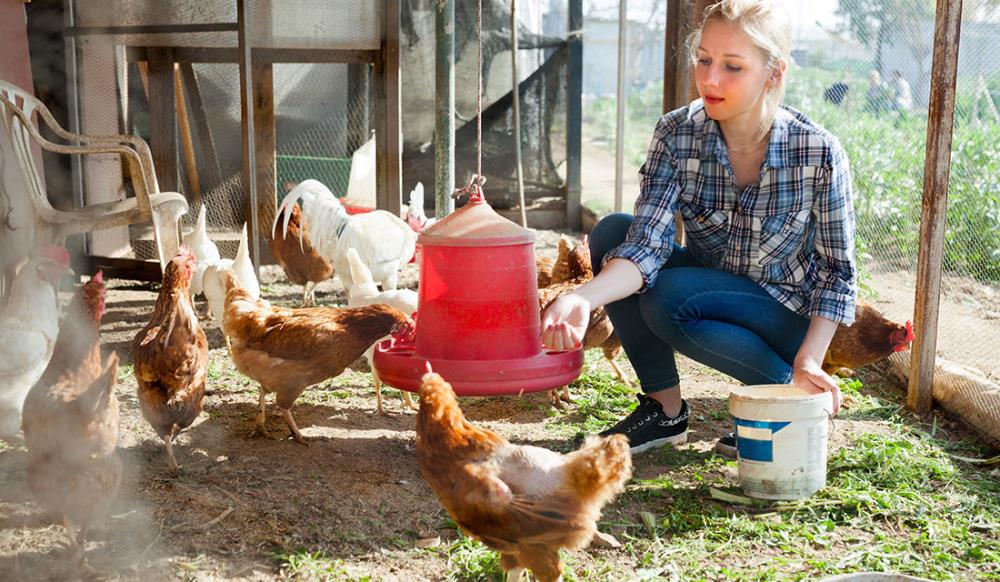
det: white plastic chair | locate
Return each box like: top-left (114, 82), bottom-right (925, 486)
top-left (0, 79), bottom-right (188, 272)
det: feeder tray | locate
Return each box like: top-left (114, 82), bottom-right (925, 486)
top-left (374, 192), bottom-right (582, 396)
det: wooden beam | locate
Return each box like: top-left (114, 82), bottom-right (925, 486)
top-left (662, 0), bottom-right (688, 113)
top-left (65, 23), bottom-right (239, 36)
top-left (909, 0), bottom-right (964, 413)
top-left (238, 0), bottom-right (261, 274)
top-left (347, 64), bottom-right (370, 155)
top-left (253, 61), bottom-right (277, 234)
top-left (376, 0), bottom-right (402, 215)
top-left (146, 47), bottom-right (178, 193)
top-left (565, 0), bottom-right (583, 230)
top-left (127, 46), bottom-right (378, 65)
top-left (688, 0), bottom-right (713, 103)
top-left (174, 63), bottom-right (201, 207)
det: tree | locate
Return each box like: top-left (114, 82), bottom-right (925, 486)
top-left (835, 0), bottom-right (934, 72)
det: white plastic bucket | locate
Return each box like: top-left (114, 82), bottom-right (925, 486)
top-left (728, 384), bottom-right (834, 500)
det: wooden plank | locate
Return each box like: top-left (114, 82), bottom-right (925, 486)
top-left (376, 0), bottom-right (402, 215)
top-left (65, 23), bottom-right (239, 36)
top-left (127, 47), bottom-right (379, 66)
top-left (565, 0), bottom-right (583, 230)
top-left (178, 63), bottom-right (223, 193)
top-left (174, 63), bottom-right (201, 207)
top-left (908, 0), bottom-right (964, 413)
top-left (238, 0), bottom-right (261, 273)
top-left (146, 47), bottom-right (178, 193)
top-left (253, 61), bottom-right (276, 235)
top-left (76, 256), bottom-right (163, 283)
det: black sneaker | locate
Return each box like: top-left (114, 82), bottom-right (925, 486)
top-left (599, 396), bottom-right (689, 454)
top-left (714, 432), bottom-right (737, 459)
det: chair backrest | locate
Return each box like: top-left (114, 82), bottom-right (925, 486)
top-left (0, 81), bottom-right (49, 214)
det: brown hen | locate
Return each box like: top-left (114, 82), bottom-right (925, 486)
top-left (133, 247), bottom-right (209, 472)
top-left (22, 272), bottom-right (121, 573)
top-left (269, 202), bottom-right (334, 306)
top-left (538, 237), bottom-right (628, 406)
top-left (824, 300), bottom-right (914, 375)
top-left (416, 370), bottom-right (632, 582)
top-left (222, 270), bottom-right (412, 444)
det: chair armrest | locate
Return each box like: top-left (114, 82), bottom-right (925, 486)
top-left (4, 100), bottom-right (156, 217)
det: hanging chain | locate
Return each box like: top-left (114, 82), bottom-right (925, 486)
top-left (452, 0), bottom-right (485, 203)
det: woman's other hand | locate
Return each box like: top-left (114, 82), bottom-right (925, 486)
top-left (792, 356), bottom-right (842, 414)
top-left (540, 293), bottom-right (591, 352)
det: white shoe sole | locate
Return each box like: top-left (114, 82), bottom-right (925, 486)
top-left (630, 431), bottom-right (688, 454)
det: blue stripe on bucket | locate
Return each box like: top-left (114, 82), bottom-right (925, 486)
top-left (734, 419), bottom-right (792, 462)
top-left (735, 419), bottom-right (791, 433)
top-left (738, 437), bottom-right (773, 462)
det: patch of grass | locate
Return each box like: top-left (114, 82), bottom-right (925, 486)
top-left (549, 369), bottom-right (637, 436)
top-left (615, 425), bottom-right (1000, 580)
top-left (116, 363), bottom-right (134, 382)
top-left (273, 549), bottom-right (359, 581)
top-left (441, 535), bottom-right (503, 581)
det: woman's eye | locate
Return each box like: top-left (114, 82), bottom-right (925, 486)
top-left (697, 58), bottom-right (710, 66)
top-left (726, 65), bottom-right (742, 72)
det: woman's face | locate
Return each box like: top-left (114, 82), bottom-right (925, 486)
top-left (694, 20), bottom-right (778, 125)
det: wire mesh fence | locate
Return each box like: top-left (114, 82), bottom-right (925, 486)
top-left (581, 0), bottom-right (1000, 438)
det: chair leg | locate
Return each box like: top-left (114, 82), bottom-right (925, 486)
top-left (151, 201), bottom-right (187, 271)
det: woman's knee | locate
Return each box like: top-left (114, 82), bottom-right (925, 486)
top-left (589, 213), bottom-right (633, 271)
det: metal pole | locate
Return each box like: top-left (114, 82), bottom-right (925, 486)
top-left (908, 0), bottom-right (964, 413)
top-left (435, 0), bottom-right (456, 218)
top-left (64, 0), bottom-right (85, 253)
top-left (614, 0), bottom-right (627, 214)
top-left (512, 0), bottom-right (526, 227)
top-left (566, 0), bottom-right (583, 230)
top-left (237, 0), bottom-right (260, 277)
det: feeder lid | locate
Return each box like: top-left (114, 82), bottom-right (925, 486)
top-left (418, 197), bottom-right (535, 247)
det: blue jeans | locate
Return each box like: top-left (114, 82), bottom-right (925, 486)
top-left (591, 213), bottom-right (811, 394)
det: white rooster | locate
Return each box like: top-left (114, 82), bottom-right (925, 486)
top-left (346, 247), bottom-right (418, 414)
top-left (274, 180), bottom-right (416, 293)
top-left (202, 223), bottom-right (260, 348)
top-left (182, 204), bottom-right (221, 297)
top-left (0, 247), bottom-right (72, 436)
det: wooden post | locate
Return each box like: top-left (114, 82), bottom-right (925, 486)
top-left (252, 61), bottom-right (276, 234)
top-left (174, 63), bottom-right (201, 207)
top-left (376, 0), bottom-right (402, 216)
top-left (662, 0), bottom-right (688, 113)
top-left (688, 0), bottom-right (713, 103)
top-left (566, 0), bottom-right (583, 230)
top-left (434, 0), bottom-right (456, 218)
top-left (908, 0), bottom-right (964, 413)
top-left (347, 64), bottom-right (370, 155)
top-left (179, 63), bottom-right (223, 193)
top-left (146, 47), bottom-right (178, 193)
top-left (237, 0), bottom-right (261, 274)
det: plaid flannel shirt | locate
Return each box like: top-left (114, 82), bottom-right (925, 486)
top-left (607, 101), bottom-right (858, 325)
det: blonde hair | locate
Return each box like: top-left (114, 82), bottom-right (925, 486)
top-left (687, 0), bottom-right (791, 133)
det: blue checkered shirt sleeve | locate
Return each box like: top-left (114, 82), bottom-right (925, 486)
top-left (810, 138), bottom-right (857, 325)
top-left (603, 117), bottom-right (679, 290)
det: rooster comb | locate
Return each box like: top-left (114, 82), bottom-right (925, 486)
top-left (42, 245), bottom-right (71, 267)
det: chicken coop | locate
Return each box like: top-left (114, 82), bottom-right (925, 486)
top-left (13, 0), bottom-right (585, 282)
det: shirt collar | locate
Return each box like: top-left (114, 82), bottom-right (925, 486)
top-left (696, 101), bottom-right (793, 169)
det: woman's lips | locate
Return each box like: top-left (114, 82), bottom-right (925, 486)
top-left (704, 96), bottom-right (724, 105)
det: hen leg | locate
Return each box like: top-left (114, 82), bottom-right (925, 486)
top-left (278, 407), bottom-right (310, 446)
top-left (249, 387), bottom-right (276, 439)
top-left (501, 554), bottom-right (525, 582)
top-left (607, 356), bottom-right (631, 386)
top-left (519, 546), bottom-right (563, 582)
top-left (402, 389), bottom-right (419, 412)
top-left (559, 385), bottom-right (573, 404)
top-left (374, 372), bottom-right (387, 415)
top-left (302, 281), bottom-right (315, 307)
top-left (164, 425), bottom-right (180, 473)
top-left (60, 517), bottom-right (99, 576)
top-left (548, 388), bottom-right (566, 409)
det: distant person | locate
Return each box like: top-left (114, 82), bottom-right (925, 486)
top-left (864, 69), bottom-right (891, 116)
top-left (890, 69), bottom-right (913, 118)
top-left (824, 81), bottom-right (849, 105)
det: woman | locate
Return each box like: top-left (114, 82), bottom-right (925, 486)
top-left (541, 0), bottom-right (857, 455)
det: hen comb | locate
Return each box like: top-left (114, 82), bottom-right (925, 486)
top-left (177, 244), bottom-right (195, 259)
top-left (91, 270), bottom-right (104, 285)
top-left (43, 245), bottom-right (71, 267)
top-left (904, 320), bottom-right (914, 342)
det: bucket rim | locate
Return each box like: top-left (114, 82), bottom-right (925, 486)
top-left (729, 384), bottom-right (832, 402)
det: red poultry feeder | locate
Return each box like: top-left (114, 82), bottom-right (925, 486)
top-left (373, 190), bottom-right (583, 396)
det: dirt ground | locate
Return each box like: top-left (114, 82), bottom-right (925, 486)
top-left (2, 225), bottom-right (987, 582)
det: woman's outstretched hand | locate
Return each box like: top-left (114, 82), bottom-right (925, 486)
top-left (792, 356), bottom-right (842, 415)
top-left (540, 293), bottom-right (591, 352)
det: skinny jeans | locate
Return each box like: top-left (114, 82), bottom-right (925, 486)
top-left (591, 213), bottom-right (812, 393)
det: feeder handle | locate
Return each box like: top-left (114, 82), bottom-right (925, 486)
top-left (452, 174), bottom-right (486, 203)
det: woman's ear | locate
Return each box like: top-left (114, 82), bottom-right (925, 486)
top-left (768, 59), bottom-right (787, 89)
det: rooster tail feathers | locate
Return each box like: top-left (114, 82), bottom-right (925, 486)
top-left (79, 351), bottom-right (119, 415)
top-left (408, 182), bottom-right (425, 215)
top-left (564, 434), bottom-right (632, 502)
top-left (275, 179), bottom-right (339, 253)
